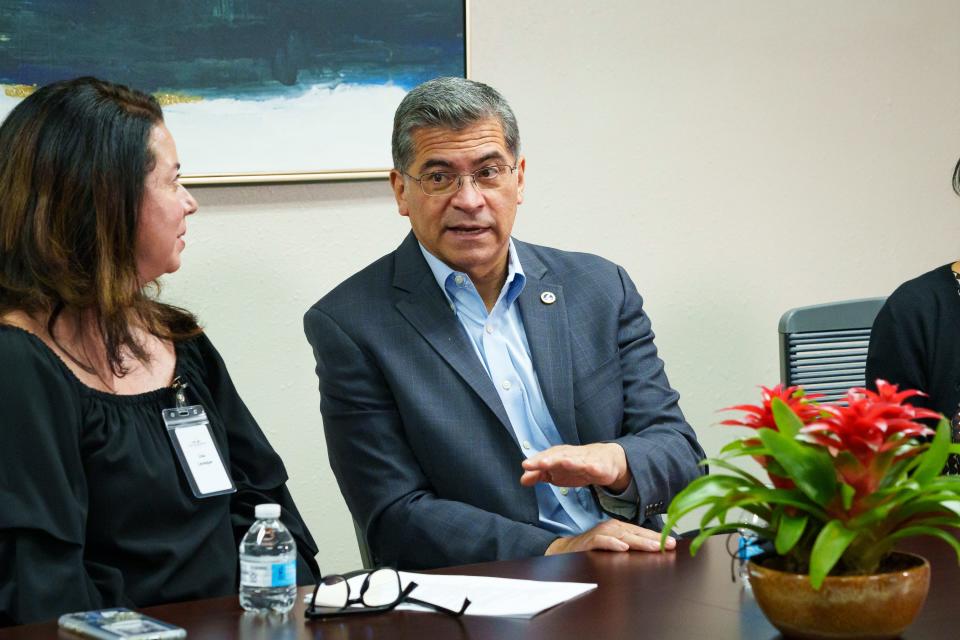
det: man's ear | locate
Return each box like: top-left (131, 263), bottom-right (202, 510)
top-left (390, 169), bottom-right (410, 217)
top-left (516, 156), bottom-right (526, 205)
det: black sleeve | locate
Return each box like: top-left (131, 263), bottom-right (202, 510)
top-left (865, 290), bottom-right (932, 409)
top-left (191, 334), bottom-right (320, 585)
top-left (0, 333), bottom-right (113, 626)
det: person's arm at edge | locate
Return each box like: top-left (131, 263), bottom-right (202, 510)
top-left (192, 333), bottom-right (320, 584)
top-left (606, 265), bottom-right (706, 522)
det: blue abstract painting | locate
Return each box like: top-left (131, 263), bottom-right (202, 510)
top-left (0, 1), bottom-right (467, 180)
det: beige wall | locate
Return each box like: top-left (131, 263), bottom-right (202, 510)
top-left (161, 1), bottom-right (960, 572)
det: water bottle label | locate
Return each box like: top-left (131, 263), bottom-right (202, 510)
top-left (737, 535), bottom-right (765, 560)
top-left (240, 558), bottom-right (296, 587)
top-left (272, 561), bottom-right (296, 586)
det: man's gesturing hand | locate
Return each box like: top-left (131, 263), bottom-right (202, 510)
top-left (545, 520), bottom-right (677, 555)
top-left (520, 442), bottom-right (631, 493)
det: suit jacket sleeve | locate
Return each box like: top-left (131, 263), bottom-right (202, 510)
top-left (304, 306), bottom-right (557, 569)
top-left (606, 266), bottom-right (706, 523)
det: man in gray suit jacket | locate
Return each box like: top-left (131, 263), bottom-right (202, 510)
top-left (305, 77), bottom-right (705, 570)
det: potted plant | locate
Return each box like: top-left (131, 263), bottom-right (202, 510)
top-left (662, 381), bottom-right (960, 640)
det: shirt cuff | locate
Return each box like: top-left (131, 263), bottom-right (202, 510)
top-left (596, 481), bottom-right (639, 521)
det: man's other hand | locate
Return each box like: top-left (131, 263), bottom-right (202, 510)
top-left (545, 520), bottom-right (676, 555)
top-left (520, 442), bottom-right (631, 492)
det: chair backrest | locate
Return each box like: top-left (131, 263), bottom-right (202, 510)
top-left (778, 297), bottom-right (886, 403)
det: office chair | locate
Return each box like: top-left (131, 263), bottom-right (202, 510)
top-left (353, 518), bottom-right (375, 570)
top-left (778, 297), bottom-right (886, 403)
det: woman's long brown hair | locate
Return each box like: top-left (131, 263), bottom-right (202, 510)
top-left (0, 77), bottom-right (200, 377)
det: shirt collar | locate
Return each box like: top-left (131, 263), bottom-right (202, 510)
top-left (418, 239), bottom-right (526, 308)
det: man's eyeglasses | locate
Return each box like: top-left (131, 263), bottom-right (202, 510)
top-left (404, 164), bottom-right (518, 196)
top-left (304, 568), bottom-right (470, 619)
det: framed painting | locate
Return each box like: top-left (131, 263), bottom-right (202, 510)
top-left (0, 1), bottom-right (469, 184)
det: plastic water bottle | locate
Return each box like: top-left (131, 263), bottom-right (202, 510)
top-left (735, 512), bottom-right (765, 587)
top-left (239, 503), bottom-right (298, 614)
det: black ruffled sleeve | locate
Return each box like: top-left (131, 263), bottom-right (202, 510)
top-left (0, 328), bottom-right (120, 626)
top-left (866, 279), bottom-right (934, 409)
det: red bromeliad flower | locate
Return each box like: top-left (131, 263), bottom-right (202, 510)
top-left (721, 384), bottom-right (823, 431)
top-left (801, 380), bottom-right (940, 505)
top-left (721, 384), bottom-right (824, 489)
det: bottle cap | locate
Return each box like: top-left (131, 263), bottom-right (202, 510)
top-left (255, 503), bottom-right (281, 519)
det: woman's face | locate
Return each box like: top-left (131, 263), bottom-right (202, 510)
top-left (135, 123), bottom-right (198, 283)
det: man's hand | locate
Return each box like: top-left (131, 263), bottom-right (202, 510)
top-left (520, 442), bottom-right (631, 493)
top-left (545, 520), bottom-right (677, 555)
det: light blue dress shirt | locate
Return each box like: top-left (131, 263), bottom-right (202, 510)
top-left (419, 241), bottom-right (608, 535)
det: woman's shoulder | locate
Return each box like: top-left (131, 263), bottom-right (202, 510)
top-left (176, 329), bottom-right (216, 358)
top-left (0, 322), bottom-right (71, 381)
top-left (0, 323), bottom-right (81, 419)
top-left (175, 330), bottom-right (228, 378)
top-left (877, 264), bottom-right (959, 333)
top-left (886, 263), bottom-right (956, 306)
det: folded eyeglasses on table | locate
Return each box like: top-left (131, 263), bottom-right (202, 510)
top-left (305, 568), bottom-right (471, 619)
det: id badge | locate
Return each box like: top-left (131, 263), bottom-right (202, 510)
top-left (162, 404), bottom-right (236, 499)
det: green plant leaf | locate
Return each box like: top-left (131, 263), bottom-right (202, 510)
top-left (879, 455), bottom-right (918, 490)
top-left (764, 457), bottom-right (789, 479)
top-left (916, 476), bottom-right (960, 493)
top-left (758, 428), bottom-right (837, 507)
top-left (913, 419), bottom-right (951, 486)
top-left (848, 489), bottom-right (921, 529)
top-left (699, 495), bottom-right (772, 533)
top-left (702, 457), bottom-right (766, 487)
top-left (880, 496), bottom-right (960, 531)
top-left (809, 520), bottom-right (858, 590)
top-left (774, 510), bottom-right (808, 555)
top-left (840, 482), bottom-right (855, 511)
top-left (665, 474), bottom-right (747, 519)
top-left (689, 522), bottom-right (743, 554)
top-left (892, 516), bottom-right (960, 530)
top-left (662, 474), bottom-right (750, 546)
top-left (886, 525), bottom-right (960, 561)
top-left (752, 487), bottom-right (828, 516)
top-left (771, 397), bottom-right (804, 438)
top-left (938, 500), bottom-right (960, 517)
top-left (700, 500), bottom-right (743, 530)
top-left (718, 439), bottom-right (757, 456)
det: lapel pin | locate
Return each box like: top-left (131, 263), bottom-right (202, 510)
top-left (540, 291), bottom-right (557, 305)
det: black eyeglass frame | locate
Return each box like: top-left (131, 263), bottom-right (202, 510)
top-left (403, 164), bottom-right (519, 197)
top-left (304, 568), bottom-right (471, 620)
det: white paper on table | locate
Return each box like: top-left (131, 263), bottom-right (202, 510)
top-left (305, 572), bottom-right (596, 619)
top-left (398, 572), bottom-right (596, 618)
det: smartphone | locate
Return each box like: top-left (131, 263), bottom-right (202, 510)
top-left (57, 607), bottom-right (187, 639)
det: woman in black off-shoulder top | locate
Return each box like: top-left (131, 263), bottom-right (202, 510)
top-left (0, 78), bottom-right (318, 626)
top-left (866, 157), bottom-right (960, 474)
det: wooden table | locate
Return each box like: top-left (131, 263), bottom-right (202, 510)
top-left (1, 535), bottom-right (955, 639)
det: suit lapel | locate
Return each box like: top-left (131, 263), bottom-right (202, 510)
top-left (392, 234), bottom-right (516, 440)
top-left (515, 243), bottom-right (580, 446)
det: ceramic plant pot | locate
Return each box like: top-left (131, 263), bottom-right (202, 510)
top-left (747, 552), bottom-right (930, 640)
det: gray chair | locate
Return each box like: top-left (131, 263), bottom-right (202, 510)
top-left (778, 297), bottom-right (886, 403)
top-left (353, 518), bottom-right (375, 570)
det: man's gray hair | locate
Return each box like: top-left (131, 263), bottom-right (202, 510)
top-left (391, 76), bottom-right (520, 172)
